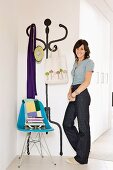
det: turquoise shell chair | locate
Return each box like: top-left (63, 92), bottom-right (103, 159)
top-left (17, 99), bottom-right (54, 132)
top-left (17, 99), bottom-right (55, 168)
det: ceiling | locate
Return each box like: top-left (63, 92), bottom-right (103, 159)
top-left (104, 0), bottom-right (113, 13)
top-left (88, 0), bottom-right (113, 22)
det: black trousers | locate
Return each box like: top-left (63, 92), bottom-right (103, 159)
top-left (63, 85), bottom-right (91, 164)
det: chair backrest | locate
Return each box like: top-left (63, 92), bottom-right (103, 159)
top-left (17, 99), bottom-right (52, 130)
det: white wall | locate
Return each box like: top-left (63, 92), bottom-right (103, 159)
top-left (17, 0), bottom-right (80, 156)
top-left (111, 23), bottom-right (113, 115)
top-left (0, 0), bottom-right (17, 169)
top-left (111, 23), bottom-right (113, 92)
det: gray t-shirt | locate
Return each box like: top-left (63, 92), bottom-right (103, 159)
top-left (71, 58), bottom-right (94, 85)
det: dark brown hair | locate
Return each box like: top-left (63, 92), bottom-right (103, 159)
top-left (73, 39), bottom-right (90, 61)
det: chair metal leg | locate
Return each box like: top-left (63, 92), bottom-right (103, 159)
top-left (39, 133), bottom-right (43, 158)
top-left (18, 133), bottom-right (30, 168)
top-left (27, 132), bottom-right (31, 155)
top-left (18, 133), bottom-right (56, 168)
top-left (29, 134), bottom-right (43, 157)
top-left (39, 133), bottom-right (56, 165)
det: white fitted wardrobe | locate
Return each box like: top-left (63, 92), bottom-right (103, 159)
top-left (79, 0), bottom-right (111, 142)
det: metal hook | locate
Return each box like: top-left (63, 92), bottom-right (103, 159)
top-left (48, 24), bottom-right (68, 51)
top-left (26, 24), bottom-right (46, 50)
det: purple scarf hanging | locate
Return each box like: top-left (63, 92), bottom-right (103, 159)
top-left (27, 24), bottom-right (37, 98)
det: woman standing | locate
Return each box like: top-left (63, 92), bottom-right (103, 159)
top-left (63, 39), bottom-right (94, 165)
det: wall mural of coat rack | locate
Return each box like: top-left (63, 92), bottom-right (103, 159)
top-left (26, 19), bottom-right (68, 155)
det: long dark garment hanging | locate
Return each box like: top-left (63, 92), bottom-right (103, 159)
top-left (27, 24), bottom-right (37, 98)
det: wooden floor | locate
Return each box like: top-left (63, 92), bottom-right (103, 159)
top-left (7, 156), bottom-right (113, 170)
top-left (7, 120), bottom-right (113, 170)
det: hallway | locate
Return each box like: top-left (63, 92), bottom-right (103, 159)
top-left (0, 0), bottom-right (113, 169)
